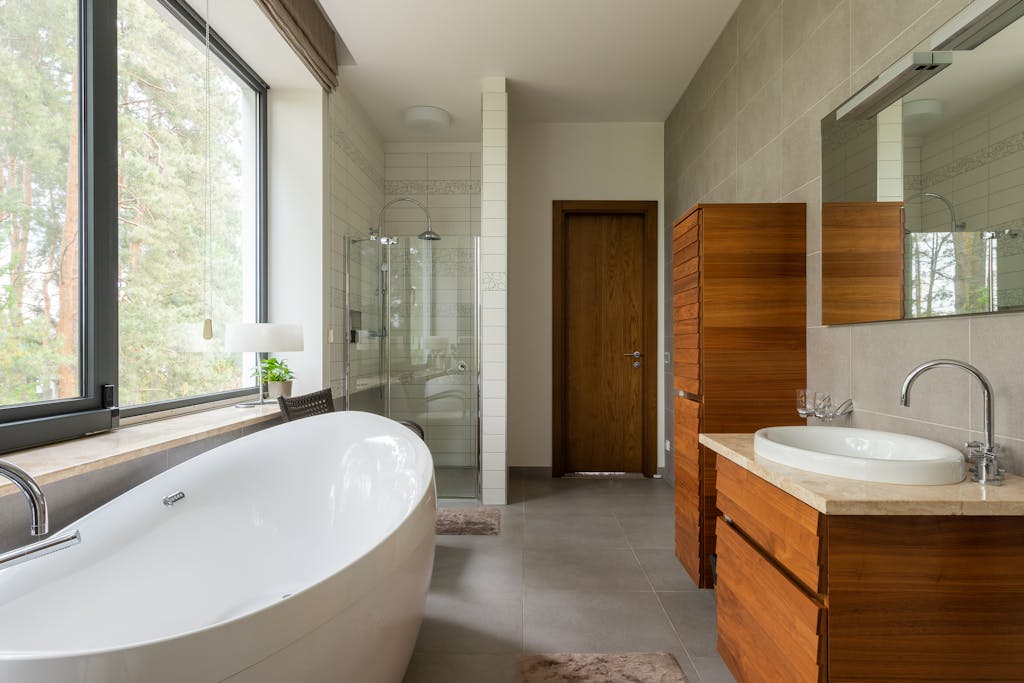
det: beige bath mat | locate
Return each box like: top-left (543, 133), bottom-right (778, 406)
top-left (435, 506), bottom-right (501, 535)
top-left (518, 653), bottom-right (689, 683)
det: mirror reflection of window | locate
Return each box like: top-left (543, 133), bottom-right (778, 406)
top-left (822, 6), bottom-right (1024, 322)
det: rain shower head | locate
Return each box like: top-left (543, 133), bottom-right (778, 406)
top-left (376, 197), bottom-right (442, 243)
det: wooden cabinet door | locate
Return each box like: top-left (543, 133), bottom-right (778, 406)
top-left (716, 520), bottom-right (826, 683)
top-left (673, 394), bottom-right (701, 585)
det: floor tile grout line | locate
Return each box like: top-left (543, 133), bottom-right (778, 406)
top-left (617, 509), bottom-right (708, 683)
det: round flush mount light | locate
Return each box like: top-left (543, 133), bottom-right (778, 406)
top-left (404, 105), bottom-right (452, 130)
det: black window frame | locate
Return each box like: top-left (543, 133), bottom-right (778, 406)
top-left (0, 0), bottom-right (269, 452)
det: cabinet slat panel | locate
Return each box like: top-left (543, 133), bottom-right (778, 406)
top-left (717, 520), bottom-right (825, 683)
top-left (716, 456), bottom-right (825, 594)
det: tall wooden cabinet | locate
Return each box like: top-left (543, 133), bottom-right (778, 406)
top-left (672, 203), bottom-right (807, 588)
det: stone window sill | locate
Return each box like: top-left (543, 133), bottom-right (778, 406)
top-left (0, 403), bottom-right (280, 497)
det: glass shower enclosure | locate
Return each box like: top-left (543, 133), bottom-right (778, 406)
top-left (346, 234), bottom-right (480, 499)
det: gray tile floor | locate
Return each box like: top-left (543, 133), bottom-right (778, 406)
top-left (403, 468), bottom-right (736, 683)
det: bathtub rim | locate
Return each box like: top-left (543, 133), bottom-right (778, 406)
top-left (0, 412), bottom-right (437, 662)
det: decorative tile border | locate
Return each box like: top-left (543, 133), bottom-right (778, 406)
top-left (336, 130), bottom-right (384, 192)
top-left (920, 130), bottom-right (1024, 188)
top-left (385, 179), bottom-right (481, 196)
top-left (482, 271), bottom-right (506, 292)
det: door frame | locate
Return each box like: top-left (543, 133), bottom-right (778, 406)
top-left (552, 200), bottom-right (659, 477)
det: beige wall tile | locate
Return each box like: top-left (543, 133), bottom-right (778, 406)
top-left (807, 325), bottom-right (852, 399)
top-left (780, 2), bottom-right (850, 125)
top-left (703, 69), bottom-right (738, 145)
top-left (706, 122), bottom-right (738, 192)
top-left (736, 0), bottom-right (782, 54)
top-left (737, 137), bottom-right (782, 201)
top-left (737, 74), bottom-right (782, 161)
top-left (704, 173), bottom-right (737, 203)
top-left (806, 252), bottom-right (822, 327)
top-left (969, 312), bottom-right (1024, 442)
top-left (851, 318), bottom-right (971, 428)
top-left (782, 0), bottom-right (844, 61)
top-left (738, 9), bottom-right (782, 110)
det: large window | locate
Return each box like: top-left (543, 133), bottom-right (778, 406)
top-left (117, 0), bottom-right (260, 408)
top-left (0, 0), bottom-right (266, 450)
top-left (0, 0), bottom-right (82, 407)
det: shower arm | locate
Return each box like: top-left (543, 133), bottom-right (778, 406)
top-left (903, 192), bottom-right (961, 233)
top-left (376, 197), bottom-right (433, 237)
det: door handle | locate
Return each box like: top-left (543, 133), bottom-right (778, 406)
top-left (623, 351), bottom-right (642, 358)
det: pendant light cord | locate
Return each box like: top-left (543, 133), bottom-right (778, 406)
top-left (202, 0), bottom-right (213, 338)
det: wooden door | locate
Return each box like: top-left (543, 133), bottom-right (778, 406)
top-left (553, 201), bottom-right (657, 476)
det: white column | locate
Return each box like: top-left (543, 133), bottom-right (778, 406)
top-left (480, 77), bottom-right (508, 505)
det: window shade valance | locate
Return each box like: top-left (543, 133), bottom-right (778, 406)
top-left (254, 0), bottom-right (338, 90)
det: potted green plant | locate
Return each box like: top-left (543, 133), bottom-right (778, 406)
top-left (254, 357), bottom-right (295, 399)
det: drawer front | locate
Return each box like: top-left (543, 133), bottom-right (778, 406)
top-left (716, 520), bottom-right (825, 683)
top-left (716, 455), bottom-right (825, 594)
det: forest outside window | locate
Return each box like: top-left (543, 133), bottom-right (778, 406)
top-left (0, 0), bottom-right (267, 450)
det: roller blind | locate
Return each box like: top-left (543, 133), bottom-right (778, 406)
top-left (254, 0), bottom-right (338, 90)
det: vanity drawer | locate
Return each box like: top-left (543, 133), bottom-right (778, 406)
top-left (716, 455), bottom-right (825, 594)
top-left (717, 520), bottom-right (826, 683)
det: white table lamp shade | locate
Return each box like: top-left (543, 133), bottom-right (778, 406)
top-left (225, 323), bottom-right (304, 352)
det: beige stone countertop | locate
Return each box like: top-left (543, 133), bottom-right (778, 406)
top-left (701, 433), bottom-right (1024, 516)
top-left (0, 404), bottom-right (280, 498)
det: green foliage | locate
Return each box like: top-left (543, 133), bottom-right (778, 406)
top-left (254, 357), bottom-right (294, 382)
top-left (1, 0), bottom-right (256, 408)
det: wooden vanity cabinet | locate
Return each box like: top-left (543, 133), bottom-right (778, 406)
top-left (715, 454), bottom-right (1024, 683)
top-left (672, 203), bottom-right (806, 588)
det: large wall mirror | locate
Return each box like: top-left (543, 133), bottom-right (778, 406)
top-left (821, 1), bottom-right (1024, 324)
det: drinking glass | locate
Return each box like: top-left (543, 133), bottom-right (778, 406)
top-left (796, 389), bottom-right (814, 418)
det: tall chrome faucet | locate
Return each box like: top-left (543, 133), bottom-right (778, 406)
top-left (0, 459), bottom-right (48, 536)
top-left (0, 459), bottom-right (81, 571)
top-left (900, 359), bottom-right (1003, 485)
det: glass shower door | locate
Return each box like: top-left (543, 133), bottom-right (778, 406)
top-left (386, 236), bottom-right (480, 498)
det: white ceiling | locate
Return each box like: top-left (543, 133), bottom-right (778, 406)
top-left (320, 0), bottom-right (741, 142)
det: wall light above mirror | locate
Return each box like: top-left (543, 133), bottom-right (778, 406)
top-left (821, 0), bottom-right (1024, 324)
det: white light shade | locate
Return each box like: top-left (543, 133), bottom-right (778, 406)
top-left (224, 323), bottom-right (304, 352)
top-left (404, 105), bottom-right (451, 130)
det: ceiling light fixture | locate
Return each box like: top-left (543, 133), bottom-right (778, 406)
top-left (404, 105), bottom-right (452, 130)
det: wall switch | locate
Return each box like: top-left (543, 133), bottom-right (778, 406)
top-left (665, 439), bottom-right (672, 452)
top-left (664, 352), bottom-right (671, 365)
top-left (328, 329), bottom-right (335, 343)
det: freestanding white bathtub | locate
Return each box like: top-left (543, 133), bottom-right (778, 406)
top-left (0, 411), bottom-right (436, 683)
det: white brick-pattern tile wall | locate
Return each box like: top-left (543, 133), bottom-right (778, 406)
top-left (480, 77), bottom-right (508, 505)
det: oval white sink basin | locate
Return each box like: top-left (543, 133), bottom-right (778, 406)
top-left (753, 426), bottom-right (966, 485)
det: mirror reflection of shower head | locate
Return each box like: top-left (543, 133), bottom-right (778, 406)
top-left (375, 197), bottom-right (442, 242)
top-left (903, 192), bottom-right (966, 232)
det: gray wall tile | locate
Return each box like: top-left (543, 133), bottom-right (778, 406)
top-left (738, 9), bottom-right (782, 109)
top-left (851, 318), bottom-right (971, 428)
top-left (663, 0), bottom-right (1003, 479)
